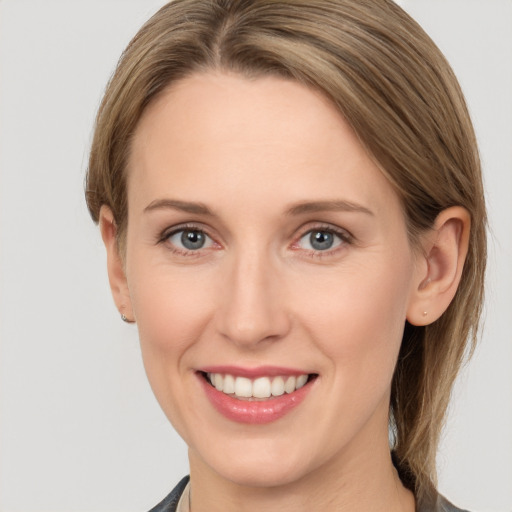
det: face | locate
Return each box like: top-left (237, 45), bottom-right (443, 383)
top-left (119, 72), bottom-right (425, 487)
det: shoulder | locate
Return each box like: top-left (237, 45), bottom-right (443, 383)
top-left (437, 494), bottom-right (471, 512)
top-left (418, 492), bottom-right (471, 512)
top-left (147, 476), bottom-right (190, 512)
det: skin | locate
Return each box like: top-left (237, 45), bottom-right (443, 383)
top-left (101, 72), bottom-right (470, 512)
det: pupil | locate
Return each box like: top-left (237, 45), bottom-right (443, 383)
top-left (181, 230), bottom-right (205, 250)
top-left (310, 231), bottom-right (333, 250)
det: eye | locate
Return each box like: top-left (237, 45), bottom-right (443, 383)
top-left (297, 229), bottom-right (344, 252)
top-left (166, 228), bottom-right (214, 251)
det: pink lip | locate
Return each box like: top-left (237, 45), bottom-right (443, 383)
top-left (197, 371), bottom-right (315, 424)
top-left (199, 365), bottom-right (308, 378)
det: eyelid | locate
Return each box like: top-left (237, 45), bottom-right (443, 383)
top-left (160, 221), bottom-right (207, 239)
top-left (297, 223), bottom-right (353, 241)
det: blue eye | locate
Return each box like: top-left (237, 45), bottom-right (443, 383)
top-left (298, 229), bottom-right (343, 251)
top-left (167, 229), bottom-right (214, 251)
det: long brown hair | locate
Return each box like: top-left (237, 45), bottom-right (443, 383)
top-left (86, 0), bottom-right (486, 500)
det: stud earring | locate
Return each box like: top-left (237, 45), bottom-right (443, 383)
top-left (422, 311), bottom-right (428, 317)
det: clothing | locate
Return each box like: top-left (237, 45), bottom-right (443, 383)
top-left (147, 475), bottom-right (470, 512)
top-left (175, 480), bottom-right (190, 512)
top-left (148, 476), bottom-right (189, 512)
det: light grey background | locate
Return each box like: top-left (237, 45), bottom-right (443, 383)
top-left (0, 1), bottom-right (510, 511)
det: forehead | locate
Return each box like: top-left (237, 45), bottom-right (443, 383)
top-left (127, 72), bottom-right (400, 218)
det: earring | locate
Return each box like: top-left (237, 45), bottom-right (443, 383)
top-left (121, 313), bottom-right (134, 323)
top-left (422, 311), bottom-right (428, 317)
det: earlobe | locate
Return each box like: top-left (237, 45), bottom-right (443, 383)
top-left (407, 206), bottom-right (470, 326)
top-left (99, 206), bottom-right (135, 323)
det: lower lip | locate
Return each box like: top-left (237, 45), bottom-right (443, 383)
top-left (199, 374), bottom-right (314, 424)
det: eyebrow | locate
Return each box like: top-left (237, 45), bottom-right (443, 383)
top-left (285, 200), bottom-right (374, 216)
top-left (143, 199), bottom-right (215, 216)
top-left (143, 198), bottom-right (373, 217)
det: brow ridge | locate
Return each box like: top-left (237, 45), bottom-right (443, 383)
top-left (285, 200), bottom-right (374, 216)
top-left (143, 199), bottom-right (214, 216)
top-left (143, 198), bottom-right (373, 217)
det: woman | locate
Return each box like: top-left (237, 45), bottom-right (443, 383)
top-left (85, 1), bottom-right (486, 511)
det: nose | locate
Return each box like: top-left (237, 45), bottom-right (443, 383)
top-left (215, 249), bottom-right (291, 348)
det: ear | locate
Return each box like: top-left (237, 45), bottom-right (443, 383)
top-left (99, 205), bottom-right (135, 323)
top-left (407, 206), bottom-right (470, 326)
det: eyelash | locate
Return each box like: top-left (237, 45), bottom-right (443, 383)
top-left (157, 223), bottom-right (353, 258)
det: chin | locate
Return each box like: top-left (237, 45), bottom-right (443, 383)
top-left (214, 458), bottom-right (309, 489)
top-left (189, 435), bottom-right (317, 489)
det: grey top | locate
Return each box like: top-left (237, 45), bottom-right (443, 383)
top-left (148, 476), bottom-right (470, 512)
top-left (418, 492), bottom-right (470, 512)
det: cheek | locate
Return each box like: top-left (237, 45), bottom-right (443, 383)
top-left (296, 265), bottom-right (412, 450)
top-left (301, 257), bottom-right (413, 383)
top-left (125, 254), bottom-right (218, 401)
top-left (125, 264), bottom-right (218, 437)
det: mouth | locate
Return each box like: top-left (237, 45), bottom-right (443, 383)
top-left (200, 371), bottom-right (316, 401)
top-left (197, 368), bottom-right (317, 424)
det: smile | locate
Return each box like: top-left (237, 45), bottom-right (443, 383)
top-left (198, 368), bottom-right (317, 424)
top-left (205, 372), bottom-right (309, 400)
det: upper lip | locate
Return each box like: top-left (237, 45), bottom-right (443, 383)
top-left (197, 365), bottom-right (313, 379)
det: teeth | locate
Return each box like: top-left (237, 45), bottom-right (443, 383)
top-left (271, 376), bottom-right (285, 396)
top-left (284, 376), bottom-right (296, 393)
top-left (253, 377), bottom-right (271, 398)
top-left (223, 374), bottom-right (235, 394)
top-left (206, 373), bottom-right (310, 399)
top-left (213, 373), bottom-right (223, 391)
top-left (296, 374), bottom-right (308, 389)
top-left (235, 377), bottom-right (253, 397)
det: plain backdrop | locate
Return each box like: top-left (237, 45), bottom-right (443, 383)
top-left (0, 1), bottom-right (511, 511)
